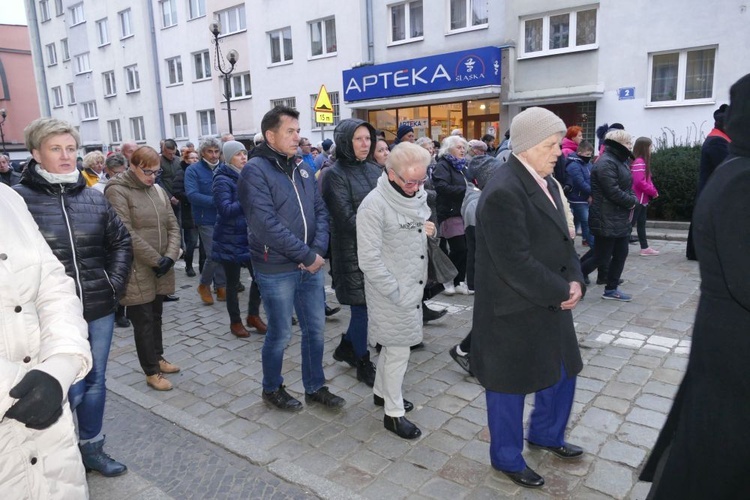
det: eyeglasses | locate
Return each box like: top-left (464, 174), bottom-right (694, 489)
top-left (390, 169), bottom-right (428, 188)
top-left (139, 167), bottom-right (162, 177)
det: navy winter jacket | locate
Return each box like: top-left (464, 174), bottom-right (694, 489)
top-left (212, 164), bottom-right (250, 263)
top-left (185, 159), bottom-right (220, 226)
top-left (565, 153), bottom-right (592, 203)
top-left (238, 143), bottom-right (329, 274)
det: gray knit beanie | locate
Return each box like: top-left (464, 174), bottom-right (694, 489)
top-left (222, 140), bottom-right (246, 164)
top-left (509, 107), bottom-right (567, 154)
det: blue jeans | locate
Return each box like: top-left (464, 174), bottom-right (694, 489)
top-left (345, 305), bottom-right (369, 358)
top-left (197, 224), bottom-right (226, 287)
top-left (569, 202), bottom-right (593, 246)
top-left (255, 269), bottom-right (326, 394)
top-left (69, 313), bottom-right (115, 440)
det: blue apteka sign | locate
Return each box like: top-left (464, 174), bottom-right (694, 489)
top-left (342, 46), bottom-right (502, 102)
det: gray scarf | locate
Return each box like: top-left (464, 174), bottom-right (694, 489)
top-left (35, 165), bottom-right (81, 184)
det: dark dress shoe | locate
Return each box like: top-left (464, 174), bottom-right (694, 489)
top-left (305, 386), bottom-right (345, 409)
top-left (325, 305), bottom-right (341, 317)
top-left (332, 335), bottom-right (356, 367)
top-left (115, 316), bottom-right (131, 328)
top-left (237, 283), bottom-right (246, 293)
top-left (583, 275), bottom-right (590, 285)
top-left (230, 323), bottom-right (250, 338)
top-left (528, 441), bottom-right (583, 459)
top-left (373, 394), bottom-right (413, 412)
top-left (384, 415), bottom-right (421, 439)
top-left (163, 294), bottom-right (179, 302)
top-left (497, 466), bottom-right (544, 488)
top-left (410, 342), bottom-right (425, 351)
top-left (263, 385), bottom-right (303, 412)
top-left (422, 304), bottom-right (447, 324)
top-left (185, 267), bottom-right (196, 277)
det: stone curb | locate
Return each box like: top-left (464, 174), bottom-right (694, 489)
top-left (108, 379), bottom-right (361, 500)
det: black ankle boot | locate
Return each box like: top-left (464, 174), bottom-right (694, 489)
top-left (384, 415), bottom-right (422, 439)
top-left (333, 335), bottom-right (356, 367)
top-left (356, 351), bottom-right (376, 387)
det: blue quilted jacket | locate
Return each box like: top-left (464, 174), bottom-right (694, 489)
top-left (212, 164), bottom-right (250, 263)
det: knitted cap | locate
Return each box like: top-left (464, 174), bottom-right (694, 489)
top-left (222, 141), bottom-right (246, 163)
top-left (510, 107), bottom-right (567, 154)
top-left (321, 138), bottom-right (333, 152)
top-left (396, 125), bottom-right (414, 142)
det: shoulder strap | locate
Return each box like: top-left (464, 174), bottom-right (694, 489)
top-left (153, 184), bottom-right (170, 206)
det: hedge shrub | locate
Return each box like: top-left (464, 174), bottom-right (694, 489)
top-left (647, 145), bottom-right (701, 221)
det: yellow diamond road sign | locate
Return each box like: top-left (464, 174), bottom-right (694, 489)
top-left (314, 85), bottom-right (334, 124)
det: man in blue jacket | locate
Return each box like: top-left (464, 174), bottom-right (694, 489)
top-left (185, 137), bottom-right (227, 305)
top-left (238, 106), bottom-right (345, 412)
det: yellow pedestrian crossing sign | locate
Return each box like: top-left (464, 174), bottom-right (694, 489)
top-left (314, 85), bottom-right (334, 124)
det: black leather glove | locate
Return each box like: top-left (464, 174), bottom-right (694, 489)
top-left (153, 257), bottom-right (174, 278)
top-left (5, 370), bottom-right (64, 430)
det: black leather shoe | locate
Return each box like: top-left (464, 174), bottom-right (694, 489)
top-left (356, 352), bottom-right (376, 387)
top-left (185, 267), bottom-right (196, 277)
top-left (497, 466), bottom-right (544, 488)
top-left (115, 316), bottom-right (130, 328)
top-left (528, 441), bottom-right (583, 459)
top-left (263, 385), bottom-right (303, 412)
top-left (373, 394), bottom-right (413, 412)
top-left (332, 335), bottom-right (356, 367)
top-left (422, 304), bottom-right (447, 324)
top-left (305, 386), bottom-right (345, 409)
top-left (163, 294), bottom-right (179, 302)
top-left (449, 345), bottom-right (473, 376)
top-left (237, 283), bottom-right (245, 293)
top-left (325, 305), bottom-right (341, 317)
top-left (384, 415), bottom-right (421, 439)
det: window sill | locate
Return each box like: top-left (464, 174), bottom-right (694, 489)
top-left (125, 89), bottom-right (141, 94)
top-left (41, 18), bottom-right (51, 24)
top-left (104, 94), bottom-right (116, 99)
top-left (68, 103), bottom-right (77, 106)
top-left (52, 105), bottom-right (63, 109)
top-left (193, 77), bottom-right (212, 83)
top-left (166, 82), bottom-right (184, 88)
top-left (71, 21), bottom-right (86, 28)
top-left (75, 70), bottom-right (92, 75)
top-left (161, 24), bottom-right (177, 31)
top-left (268, 60), bottom-right (294, 68)
top-left (218, 29), bottom-right (247, 39)
top-left (188, 14), bottom-right (206, 22)
top-left (120, 34), bottom-right (134, 41)
top-left (309, 52), bottom-right (337, 61)
top-left (98, 42), bottom-right (110, 49)
top-left (81, 117), bottom-right (99, 122)
top-left (48, 63), bottom-right (58, 68)
top-left (517, 44), bottom-right (598, 60)
top-left (62, 58), bottom-right (70, 62)
top-left (446, 24), bottom-right (488, 36)
top-left (644, 99), bottom-right (715, 109)
top-left (387, 36), bottom-right (424, 47)
top-left (220, 95), bottom-right (252, 103)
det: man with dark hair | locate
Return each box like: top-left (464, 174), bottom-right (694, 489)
top-left (159, 139), bottom-right (179, 197)
top-left (481, 134), bottom-right (496, 154)
top-left (238, 106), bottom-right (345, 412)
top-left (92, 153), bottom-right (127, 194)
top-left (0, 154), bottom-right (21, 186)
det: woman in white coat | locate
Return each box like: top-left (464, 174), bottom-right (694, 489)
top-left (0, 183), bottom-right (92, 498)
top-left (357, 142), bottom-right (435, 439)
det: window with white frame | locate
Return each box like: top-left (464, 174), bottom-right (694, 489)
top-left (189, 0), bottom-right (206, 19)
top-left (193, 50), bottom-right (211, 80)
top-left (119, 9), bottom-right (133, 38)
top-left (81, 100), bottom-right (98, 120)
top-left (46, 43), bottom-right (57, 66)
top-left (54, 0), bottom-right (63, 16)
top-left (161, 0), bottom-right (177, 28)
top-left (171, 113), bottom-right (188, 139)
top-left (103, 71), bottom-right (116, 97)
top-left (70, 3), bottom-right (85, 26)
top-left (51, 86), bottom-right (63, 108)
top-left (269, 27), bottom-right (293, 64)
top-left (74, 53), bottom-right (91, 74)
top-left (166, 57), bottom-right (183, 85)
top-left (227, 72), bottom-right (251, 99)
top-left (449, 0), bottom-right (487, 32)
top-left (61, 38), bottom-right (70, 61)
top-left (125, 65), bottom-right (140, 93)
top-left (309, 18), bottom-right (336, 57)
top-left (130, 117), bottom-right (146, 142)
top-left (309, 91), bottom-right (340, 128)
top-left (197, 109), bottom-right (217, 136)
top-left (270, 97), bottom-right (296, 109)
top-left (67, 83), bottom-right (76, 104)
top-left (390, 1), bottom-right (423, 44)
top-left (108, 119), bottom-right (122, 143)
top-left (649, 47), bottom-right (716, 104)
top-left (96, 19), bottom-right (109, 46)
top-left (39, 0), bottom-right (51, 22)
top-left (521, 7), bottom-right (597, 58)
top-left (215, 5), bottom-right (246, 35)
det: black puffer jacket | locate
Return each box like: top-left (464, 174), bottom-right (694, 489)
top-left (433, 156), bottom-right (468, 223)
top-left (589, 140), bottom-right (637, 238)
top-left (14, 161), bottom-right (132, 322)
top-left (322, 119), bottom-right (380, 306)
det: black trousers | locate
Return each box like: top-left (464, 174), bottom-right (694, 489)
top-left (465, 226), bottom-right (476, 290)
top-left (581, 236), bottom-right (629, 291)
top-left (127, 295), bottom-right (165, 376)
top-left (440, 234), bottom-right (467, 286)
top-left (632, 204), bottom-right (649, 249)
top-left (221, 262), bottom-right (262, 323)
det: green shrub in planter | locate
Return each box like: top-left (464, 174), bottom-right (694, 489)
top-left (648, 145), bottom-right (701, 221)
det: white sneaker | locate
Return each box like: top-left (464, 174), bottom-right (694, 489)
top-left (443, 282), bottom-right (456, 296)
top-left (455, 282), bottom-right (474, 295)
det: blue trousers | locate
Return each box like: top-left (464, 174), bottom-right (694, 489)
top-left (486, 363), bottom-right (576, 472)
top-left (344, 305), bottom-right (369, 358)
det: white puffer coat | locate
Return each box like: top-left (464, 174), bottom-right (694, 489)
top-left (357, 173), bottom-right (431, 347)
top-left (0, 185), bottom-right (92, 499)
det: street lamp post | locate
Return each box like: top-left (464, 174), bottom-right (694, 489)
top-left (209, 22), bottom-right (239, 135)
top-left (0, 109), bottom-right (7, 157)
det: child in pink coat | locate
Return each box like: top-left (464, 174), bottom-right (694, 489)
top-left (631, 137), bottom-right (659, 255)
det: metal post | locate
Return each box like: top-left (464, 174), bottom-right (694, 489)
top-left (224, 75), bottom-right (233, 135)
top-left (0, 109), bottom-right (6, 156)
top-left (209, 23), bottom-right (238, 136)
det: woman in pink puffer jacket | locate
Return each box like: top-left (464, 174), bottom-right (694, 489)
top-left (631, 137), bottom-right (660, 256)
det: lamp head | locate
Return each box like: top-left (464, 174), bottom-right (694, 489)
top-left (0, 109), bottom-right (6, 119)
top-left (209, 21), bottom-right (221, 37)
top-left (227, 49), bottom-right (238, 66)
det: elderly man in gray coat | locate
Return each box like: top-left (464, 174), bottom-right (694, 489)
top-left (357, 142), bottom-right (435, 440)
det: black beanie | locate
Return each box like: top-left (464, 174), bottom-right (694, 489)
top-left (725, 73), bottom-right (750, 156)
top-left (713, 104), bottom-right (729, 130)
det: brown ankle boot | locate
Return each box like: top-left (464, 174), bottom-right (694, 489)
top-left (246, 315), bottom-right (267, 334)
top-left (216, 287), bottom-right (227, 301)
top-left (230, 323), bottom-right (250, 338)
top-left (146, 373), bottom-right (173, 391)
top-left (198, 284), bottom-right (214, 304)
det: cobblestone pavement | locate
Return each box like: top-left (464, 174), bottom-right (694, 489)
top-left (101, 238), bottom-right (697, 499)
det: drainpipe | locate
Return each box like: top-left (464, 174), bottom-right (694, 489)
top-left (365, 0), bottom-right (374, 63)
top-left (146, 0), bottom-right (166, 139)
top-left (24, 0), bottom-right (50, 116)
